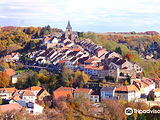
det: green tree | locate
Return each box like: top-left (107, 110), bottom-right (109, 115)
top-left (127, 114), bottom-right (135, 120)
top-left (29, 40), bottom-right (35, 49)
top-left (147, 94), bottom-right (152, 101)
top-left (137, 114), bottom-right (146, 120)
top-left (66, 93), bottom-right (71, 103)
top-left (105, 76), bottom-right (115, 82)
top-left (115, 47), bottom-right (122, 55)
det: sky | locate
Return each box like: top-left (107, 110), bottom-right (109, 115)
top-left (1, 0), bottom-right (160, 33)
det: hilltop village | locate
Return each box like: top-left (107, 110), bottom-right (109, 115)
top-left (0, 21), bottom-right (160, 119)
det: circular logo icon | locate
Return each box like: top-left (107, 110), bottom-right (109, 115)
top-left (125, 107), bottom-right (133, 116)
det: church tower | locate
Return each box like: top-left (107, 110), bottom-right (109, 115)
top-left (65, 20), bottom-right (73, 42)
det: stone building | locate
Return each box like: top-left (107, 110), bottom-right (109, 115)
top-left (62, 20), bottom-right (78, 43)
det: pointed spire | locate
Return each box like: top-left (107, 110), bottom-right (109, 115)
top-left (66, 20), bottom-right (72, 29)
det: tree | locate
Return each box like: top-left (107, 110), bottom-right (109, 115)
top-left (115, 47), bottom-right (122, 55)
top-left (127, 114), bottom-right (135, 120)
top-left (0, 72), bottom-right (10, 87)
top-left (147, 94), bottom-right (152, 101)
top-left (0, 96), bottom-right (2, 105)
top-left (28, 72), bottom-right (39, 87)
top-left (66, 93), bottom-right (71, 103)
top-left (127, 76), bottom-right (131, 84)
top-left (29, 40), bottom-right (36, 49)
top-left (105, 75), bottom-right (115, 82)
top-left (137, 114), bottom-right (146, 120)
top-left (0, 65), bottom-right (5, 71)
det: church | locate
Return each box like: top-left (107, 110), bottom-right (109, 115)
top-left (62, 20), bottom-right (78, 43)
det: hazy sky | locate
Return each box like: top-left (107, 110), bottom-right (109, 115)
top-left (1, 0), bottom-right (160, 33)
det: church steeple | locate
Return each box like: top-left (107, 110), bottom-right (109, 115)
top-left (66, 20), bottom-right (72, 29)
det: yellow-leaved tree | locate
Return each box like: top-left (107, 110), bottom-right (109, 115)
top-left (0, 72), bottom-right (11, 87)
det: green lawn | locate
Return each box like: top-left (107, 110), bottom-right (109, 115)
top-left (15, 69), bottom-right (27, 73)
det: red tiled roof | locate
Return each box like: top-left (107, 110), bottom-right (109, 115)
top-left (53, 87), bottom-right (74, 99)
top-left (4, 55), bottom-right (12, 59)
top-left (5, 69), bottom-right (16, 76)
top-left (53, 91), bottom-right (73, 99)
top-left (25, 86), bottom-right (42, 91)
top-left (115, 86), bottom-right (128, 92)
top-left (0, 103), bottom-right (22, 113)
top-left (0, 87), bottom-right (16, 93)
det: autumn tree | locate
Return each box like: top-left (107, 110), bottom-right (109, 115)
top-left (61, 65), bottom-right (74, 87)
top-left (0, 71), bottom-right (11, 87)
top-left (0, 96), bottom-right (2, 105)
top-left (125, 53), bottom-right (135, 62)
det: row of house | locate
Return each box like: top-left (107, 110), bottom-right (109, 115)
top-left (4, 52), bottom-right (20, 62)
top-left (51, 78), bottom-right (158, 103)
top-left (101, 78), bottom-right (156, 101)
top-left (53, 86), bottom-right (100, 103)
top-left (0, 86), bottom-right (51, 114)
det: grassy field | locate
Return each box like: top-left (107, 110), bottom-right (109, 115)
top-left (15, 69), bottom-right (27, 73)
top-left (96, 33), bottom-right (151, 37)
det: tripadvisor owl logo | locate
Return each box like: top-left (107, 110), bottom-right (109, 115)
top-left (125, 107), bottom-right (133, 115)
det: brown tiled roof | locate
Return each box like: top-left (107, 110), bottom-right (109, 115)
top-left (115, 59), bottom-right (126, 65)
top-left (111, 57), bottom-right (120, 63)
top-left (74, 88), bottom-right (92, 93)
top-left (90, 90), bottom-right (99, 95)
top-left (5, 68), bottom-right (16, 76)
top-left (84, 58), bottom-right (95, 63)
top-left (13, 90), bottom-right (35, 96)
top-left (0, 103), bottom-right (22, 113)
top-left (23, 90), bottom-right (35, 96)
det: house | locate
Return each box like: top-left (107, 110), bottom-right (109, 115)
top-left (100, 86), bottom-right (116, 100)
top-left (150, 88), bottom-right (160, 101)
top-left (84, 65), bottom-right (108, 77)
top-left (9, 96), bottom-right (20, 104)
top-left (37, 88), bottom-right (51, 101)
top-left (95, 49), bottom-right (108, 58)
top-left (0, 87), bottom-right (16, 102)
top-left (0, 103), bottom-right (22, 113)
top-left (152, 78), bottom-right (160, 88)
top-left (115, 85), bottom-right (136, 102)
top-left (4, 55), bottom-right (14, 62)
top-left (5, 68), bottom-right (16, 76)
top-left (53, 86), bottom-right (74, 100)
top-left (12, 90), bottom-right (36, 102)
top-left (17, 100), bottom-right (44, 114)
top-left (74, 88), bottom-right (99, 103)
top-left (25, 86), bottom-right (42, 96)
top-left (141, 78), bottom-right (155, 92)
top-left (5, 68), bottom-right (17, 83)
top-left (133, 80), bottom-right (148, 96)
top-left (11, 52), bottom-right (20, 61)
